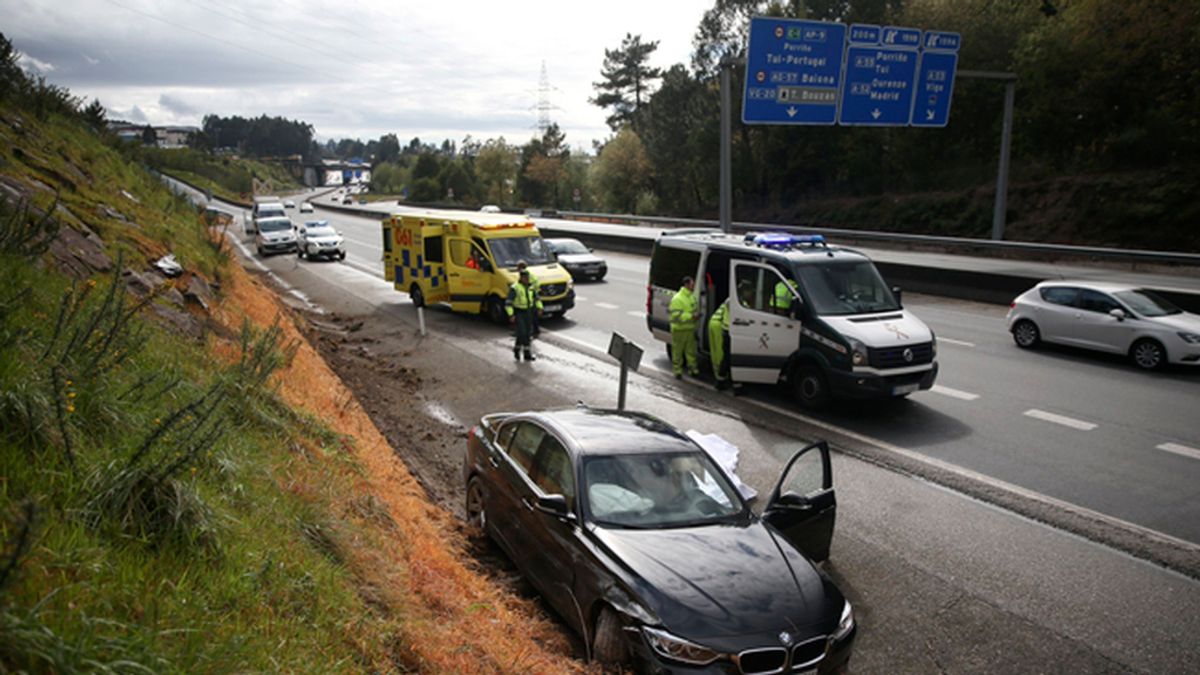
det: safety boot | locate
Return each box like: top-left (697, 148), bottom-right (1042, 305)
top-left (523, 349), bottom-right (536, 362)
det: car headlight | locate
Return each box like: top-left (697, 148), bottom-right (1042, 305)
top-left (848, 338), bottom-right (868, 366)
top-left (642, 626), bottom-right (720, 666)
top-left (1179, 332), bottom-right (1200, 344)
top-left (833, 600), bottom-right (854, 641)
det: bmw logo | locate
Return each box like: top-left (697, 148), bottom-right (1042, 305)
top-left (903, 348), bottom-right (914, 363)
top-left (779, 631), bottom-right (793, 646)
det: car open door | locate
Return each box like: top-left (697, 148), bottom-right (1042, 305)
top-left (762, 441), bottom-right (836, 562)
top-left (446, 237), bottom-right (491, 313)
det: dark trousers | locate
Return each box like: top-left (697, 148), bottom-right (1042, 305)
top-left (513, 309), bottom-right (535, 348)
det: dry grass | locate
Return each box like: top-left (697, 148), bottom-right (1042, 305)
top-left (208, 259), bottom-right (586, 673)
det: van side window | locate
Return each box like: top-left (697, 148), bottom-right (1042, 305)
top-left (734, 266), bottom-right (784, 314)
top-left (449, 239), bottom-right (471, 266)
top-left (651, 247), bottom-right (701, 288)
top-left (424, 235), bottom-right (444, 264)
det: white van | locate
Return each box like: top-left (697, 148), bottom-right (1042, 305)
top-left (647, 231), bottom-right (938, 409)
top-left (244, 196), bottom-right (285, 234)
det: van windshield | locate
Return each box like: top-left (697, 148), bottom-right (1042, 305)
top-left (793, 261), bottom-right (899, 316)
top-left (488, 236), bottom-right (554, 268)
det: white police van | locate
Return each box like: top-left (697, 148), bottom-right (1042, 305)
top-left (647, 231), bottom-right (938, 408)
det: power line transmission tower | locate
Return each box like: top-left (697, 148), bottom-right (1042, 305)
top-left (534, 61), bottom-right (561, 134)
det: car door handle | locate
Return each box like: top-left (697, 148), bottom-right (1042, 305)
top-left (487, 454), bottom-right (499, 468)
top-left (732, 319), bottom-right (751, 326)
top-left (521, 497), bottom-right (535, 511)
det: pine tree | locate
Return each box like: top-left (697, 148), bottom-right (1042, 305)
top-left (590, 33), bottom-right (662, 132)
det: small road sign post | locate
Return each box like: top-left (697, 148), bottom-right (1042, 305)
top-left (607, 332), bottom-right (643, 411)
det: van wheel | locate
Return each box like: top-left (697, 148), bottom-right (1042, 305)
top-left (409, 284), bottom-right (425, 308)
top-left (591, 607), bottom-right (629, 666)
top-left (486, 297), bottom-right (507, 325)
top-left (792, 365), bottom-right (831, 410)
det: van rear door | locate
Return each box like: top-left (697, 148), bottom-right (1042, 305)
top-left (728, 261), bottom-right (802, 384)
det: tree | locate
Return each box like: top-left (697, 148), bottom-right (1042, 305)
top-left (475, 138), bottom-right (517, 205)
top-left (590, 33), bottom-right (663, 132)
top-left (142, 125), bottom-right (157, 146)
top-left (81, 98), bottom-right (105, 131)
top-left (589, 127), bottom-right (652, 213)
top-left (376, 133), bottom-right (401, 164)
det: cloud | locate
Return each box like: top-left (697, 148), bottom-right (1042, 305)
top-left (119, 105), bottom-right (149, 123)
top-left (159, 94), bottom-right (197, 116)
top-left (17, 52), bottom-right (54, 75)
top-left (81, 53), bottom-right (100, 66)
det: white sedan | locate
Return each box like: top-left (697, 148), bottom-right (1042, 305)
top-left (1007, 280), bottom-right (1200, 370)
top-left (299, 202), bottom-right (314, 213)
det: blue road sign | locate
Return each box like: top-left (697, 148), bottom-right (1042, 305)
top-left (912, 32), bottom-right (960, 127)
top-left (743, 17), bottom-right (847, 125)
top-left (839, 32), bottom-right (921, 126)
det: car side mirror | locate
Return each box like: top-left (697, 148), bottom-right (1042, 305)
top-left (1109, 308), bottom-right (1126, 321)
top-left (533, 494), bottom-right (575, 522)
top-left (892, 286), bottom-right (903, 307)
top-left (789, 299), bottom-right (804, 320)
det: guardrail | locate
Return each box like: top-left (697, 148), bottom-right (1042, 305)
top-left (554, 210), bottom-right (1200, 267)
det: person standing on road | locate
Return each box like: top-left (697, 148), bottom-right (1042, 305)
top-left (516, 260), bottom-right (541, 336)
top-left (708, 296), bottom-right (731, 389)
top-left (507, 269), bottom-right (543, 362)
top-left (669, 276), bottom-right (701, 379)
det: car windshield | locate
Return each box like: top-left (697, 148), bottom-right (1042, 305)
top-left (582, 451), bottom-right (745, 529)
top-left (488, 236), bottom-right (554, 267)
top-left (258, 208), bottom-right (285, 219)
top-left (1114, 289), bottom-right (1182, 317)
top-left (794, 261), bottom-right (899, 316)
top-left (306, 224), bottom-right (336, 236)
top-left (552, 239), bottom-right (590, 255)
top-left (258, 219), bottom-right (291, 232)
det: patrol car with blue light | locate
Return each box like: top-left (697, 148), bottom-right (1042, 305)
top-left (647, 231), bottom-right (938, 409)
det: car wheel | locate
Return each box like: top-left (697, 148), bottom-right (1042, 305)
top-left (486, 296), bottom-right (507, 325)
top-left (256, 245), bottom-right (265, 257)
top-left (792, 364), bottom-right (831, 410)
top-left (591, 607), bottom-right (629, 666)
top-left (409, 284), bottom-right (425, 308)
top-left (1130, 339), bottom-right (1166, 371)
top-left (465, 477), bottom-right (488, 536)
top-left (1012, 319), bottom-right (1040, 349)
top-left (297, 245), bottom-right (306, 260)
top-left (338, 251), bottom-right (346, 261)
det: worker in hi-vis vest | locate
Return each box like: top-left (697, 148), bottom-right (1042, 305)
top-left (669, 276), bottom-right (701, 378)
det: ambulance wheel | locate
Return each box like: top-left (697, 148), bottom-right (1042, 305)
top-left (486, 296), bottom-right (506, 325)
top-left (792, 364), bottom-right (831, 410)
top-left (410, 284), bottom-right (425, 308)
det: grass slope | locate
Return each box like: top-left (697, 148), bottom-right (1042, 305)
top-left (0, 104), bottom-right (581, 672)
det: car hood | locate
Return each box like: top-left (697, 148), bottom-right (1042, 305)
top-left (592, 522), bottom-right (837, 643)
top-left (556, 252), bottom-right (604, 265)
top-left (822, 310), bottom-right (932, 347)
top-left (307, 234), bottom-right (342, 243)
top-left (1145, 312), bottom-right (1200, 333)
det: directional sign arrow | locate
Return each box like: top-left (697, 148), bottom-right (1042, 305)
top-left (787, 107), bottom-right (798, 118)
top-left (926, 109), bottom-right (935, 121)
top-left (871, 108), bottom-right (882, 120)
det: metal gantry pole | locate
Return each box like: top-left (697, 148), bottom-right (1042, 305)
top-left (992, 80), bottom-right (1016, 241)
top-left (719, 56), bottom-right (733, 233)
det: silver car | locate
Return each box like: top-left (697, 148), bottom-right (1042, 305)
top-left (1007, 280), bottom-right (1200, 370)
top-left (296, 220), bottom-right (346, 261)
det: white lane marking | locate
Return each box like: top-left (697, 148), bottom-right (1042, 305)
top-left (931, 384), bottom-right (980, 401)
top-left (1157, 443), bottom-right (1200, 461)
top-left (227, 234), bottom-right (323, 313)
top-left (1023, 409), bottom-right (1098, 431)
top-left (346, 260), bottom-right (383, 277)
top-left (627, 311), bottom-right (644, 318)
top-left (547, 332), bottom-right (668, 374)
top-left (575, 296), bottom-right (587, 302)
top-left (939, 337), bottom-right (975, 348)
top-left (594, 302), bottom-right (619, 310)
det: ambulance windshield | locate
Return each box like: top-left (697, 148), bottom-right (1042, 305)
top-left (793, 260), bottom-right (899, 316)
top-left (488, 236), bottom-right (554, 268)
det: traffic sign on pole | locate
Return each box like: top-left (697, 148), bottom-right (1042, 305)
top-left (742, 18), bottom-right (847, 125)
top-left (838, 26), bottom-right (920, 126)
top-left (911, 32), bottom-right (961, 128)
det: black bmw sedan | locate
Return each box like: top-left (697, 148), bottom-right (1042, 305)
top-left (463, 406), bottom-right (856, 674)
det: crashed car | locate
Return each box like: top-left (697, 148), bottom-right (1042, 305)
top-left (464, 406), bottom-right (856, 674)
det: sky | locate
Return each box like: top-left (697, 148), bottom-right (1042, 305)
top-left (4, 0), bottom-right (715, 151)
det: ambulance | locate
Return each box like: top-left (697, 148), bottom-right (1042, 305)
top-left (382, 210), bottom-right (574, 323)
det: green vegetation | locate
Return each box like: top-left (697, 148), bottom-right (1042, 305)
top-left (134, 146), bottom-right (303, 204)
top-left (0, 37), bottom-right (394, 672)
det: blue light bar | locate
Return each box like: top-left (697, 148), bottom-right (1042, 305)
top-left (753, 232), bottom-right (794, 248)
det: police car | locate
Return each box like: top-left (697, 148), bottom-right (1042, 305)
top-left (648, 231), bottom-right (938, 409)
